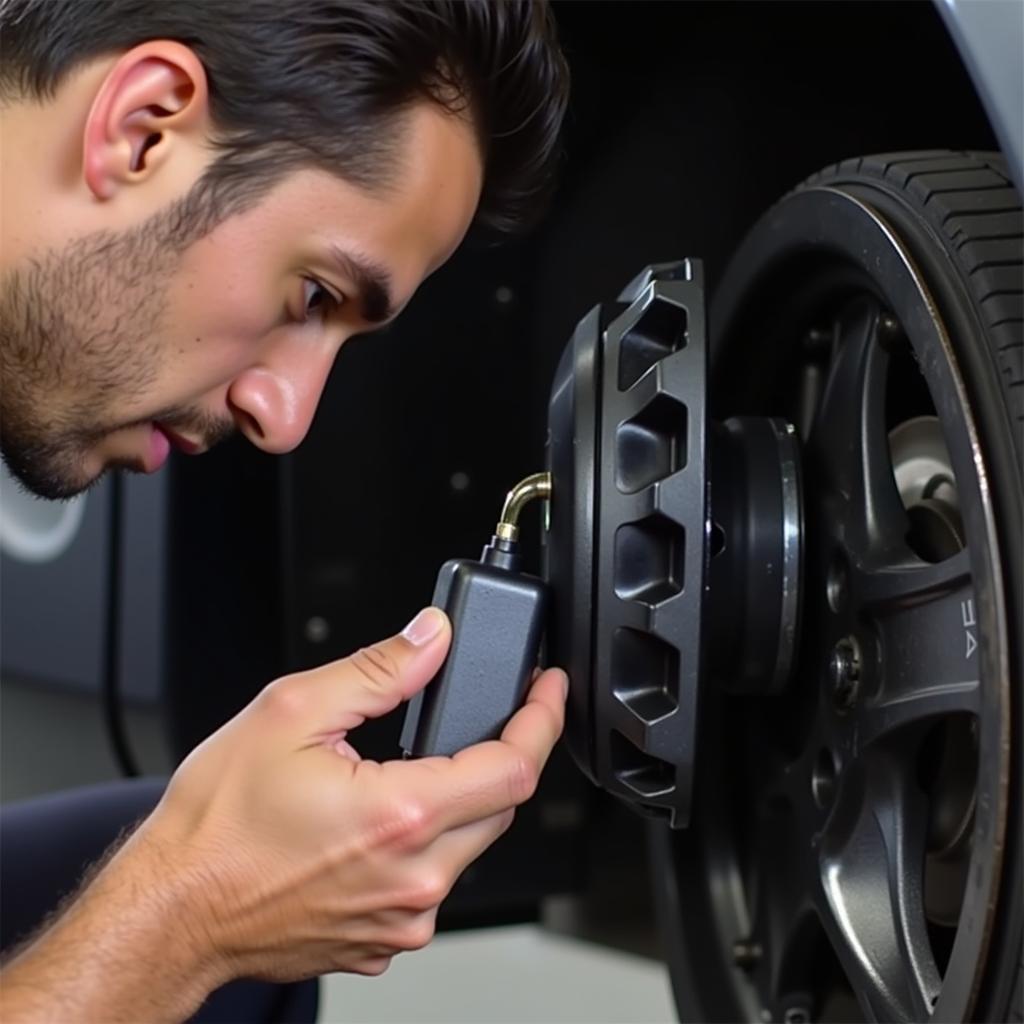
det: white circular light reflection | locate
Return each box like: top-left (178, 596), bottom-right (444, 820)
top-left (0, 462), bottom-right (87, 563)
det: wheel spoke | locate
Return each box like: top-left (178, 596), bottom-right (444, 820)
top-left (814, 754), bottom-right (941, 1021)
top-left (857, 547), bottom-right (971, 614)
top-left (811, 299), bottom-right (908, 558)
top-left (861, 677), bottom-right (980, 751)
top-left (857, 549), bottom-right (980, 748)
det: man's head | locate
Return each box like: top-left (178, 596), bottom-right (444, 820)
top-left (0, 0), bottom-right (568, 499)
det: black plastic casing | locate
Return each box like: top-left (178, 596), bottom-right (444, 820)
top-left (400, 546), bottom-right (547, 758)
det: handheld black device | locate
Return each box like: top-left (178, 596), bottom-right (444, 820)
top-left (400, 474), bottom-right (551, 758)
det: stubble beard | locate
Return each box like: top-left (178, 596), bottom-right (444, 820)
top-left (0, 221), bottom-right (182, 500)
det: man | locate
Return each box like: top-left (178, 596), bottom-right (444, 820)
top-left (0, 2), bottom-right (570, 1021)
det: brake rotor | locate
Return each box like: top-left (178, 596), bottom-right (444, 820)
top-left (545, 260), bottom-right (803, 826)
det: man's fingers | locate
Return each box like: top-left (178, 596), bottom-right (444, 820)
top-left (386, 667), bottom-right (568, 833)
top-left (418, 810), bottom-right (515, 895)
top-left (498, 668), bottom-right (567, 771)
top-left (261, 608), bottom-right (451, 736)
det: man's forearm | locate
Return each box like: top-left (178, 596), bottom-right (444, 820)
top-left (0, 831), bottom-right (222, 1023)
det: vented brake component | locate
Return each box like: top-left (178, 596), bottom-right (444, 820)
top-left (545, 261), bottom-right (803, 826)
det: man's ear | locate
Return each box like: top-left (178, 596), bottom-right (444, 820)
top-left (83, 41), bottom-right (210, 201)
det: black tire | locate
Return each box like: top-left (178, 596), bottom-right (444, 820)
top-left (652, 151), bottom-right (1022, 1022)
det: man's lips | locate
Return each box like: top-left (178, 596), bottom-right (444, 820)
top-left (143, 424), bottom-right (171, 473)
top-left (155, 422), bottom-right (201, 455)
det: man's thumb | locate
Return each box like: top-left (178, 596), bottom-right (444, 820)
top-left (282, 607), bottom-right (451, 733)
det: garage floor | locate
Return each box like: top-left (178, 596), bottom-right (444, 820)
top-left (1, 678), bottom-right (676, 1023)
top-left (319, 923), bottom-right (674, 1023)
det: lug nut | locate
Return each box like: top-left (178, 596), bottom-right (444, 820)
top-left (829, 636), bottom-right (861, 710)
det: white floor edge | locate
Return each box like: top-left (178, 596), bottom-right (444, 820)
top-left (318, 923), bottom-right (676, 1023)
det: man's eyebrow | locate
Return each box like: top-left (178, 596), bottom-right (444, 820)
top-left (328, 244), bottom-right (396, 324)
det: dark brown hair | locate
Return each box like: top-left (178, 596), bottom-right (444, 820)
top-left (0, 0), bottom-right (569, 234)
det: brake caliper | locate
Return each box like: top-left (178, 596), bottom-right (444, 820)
top-left (545, 261), bottom-right (804, 826)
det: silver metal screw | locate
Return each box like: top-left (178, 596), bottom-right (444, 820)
top-left (829, 636), bottom-right (861, 710)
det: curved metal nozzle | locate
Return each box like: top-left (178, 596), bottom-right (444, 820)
top-left (495, 472), bottom-right (552, 543)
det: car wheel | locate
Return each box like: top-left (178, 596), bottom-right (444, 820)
top-left (650, 151), bottom-right (1022, 1023)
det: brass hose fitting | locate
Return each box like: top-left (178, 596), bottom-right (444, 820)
top-left (495, 472), bottom-right (552, 543)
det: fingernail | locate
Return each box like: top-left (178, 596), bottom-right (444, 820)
top-left (559, 670), bottom-right (569, 700)
top-left (402, 607), bottom-right (445, 646)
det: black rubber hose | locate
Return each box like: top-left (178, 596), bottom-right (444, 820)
top-left (102, 471), bottom-right (140, 777)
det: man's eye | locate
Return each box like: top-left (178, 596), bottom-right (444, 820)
top-left (301, 278), bottom-right (340, 321)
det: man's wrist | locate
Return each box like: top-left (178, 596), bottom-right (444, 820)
top-left (1, 825), bottom-right (227, 1023)
top-left (86, 827), bottom-right (231, 1010)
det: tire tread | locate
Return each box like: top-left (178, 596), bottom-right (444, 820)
top-left (805, 152), bottom-right (1024, 438)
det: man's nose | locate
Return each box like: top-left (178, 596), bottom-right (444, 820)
top-left (226, 342), bottom-right (337, 454)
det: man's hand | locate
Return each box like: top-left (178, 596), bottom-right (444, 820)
top-left (149, 605), bottom-right (567, 980)
top-left (0, 608), bottom-right (567, 1022)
